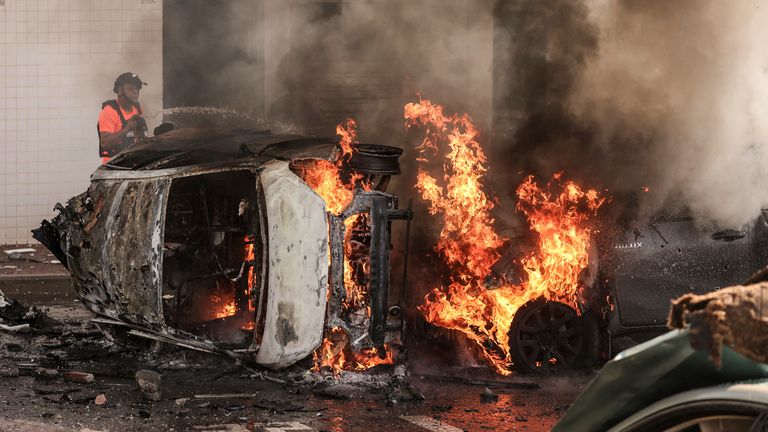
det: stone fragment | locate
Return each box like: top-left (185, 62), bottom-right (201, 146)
top-left (63, 371), bottom-right (95, 384)
top-left (135, 369), bottom-right (162, 401)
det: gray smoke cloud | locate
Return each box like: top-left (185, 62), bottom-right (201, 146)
top-left (575, 0), bottom-right (768, 228)
top-left (262, 0), bottom-right (495, 138)
top-left (165, 0), bottom-right (768, 230)
top-left (507, 0), bottom-right (768, 228)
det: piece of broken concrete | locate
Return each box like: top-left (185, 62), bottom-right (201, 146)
top-left (135, 369), bottom-right (162, 401)
top-left (64, 371), bottom-right (95, 384)
top-left (3, 248), bottom-right (35, 255)
top-left (0, 323), bottom-right (31, 333)
top-left (669, 283), bottom-right (768, 368)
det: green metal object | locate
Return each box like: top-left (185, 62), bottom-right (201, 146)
top-left (554, 329), bottom-right (768, 431)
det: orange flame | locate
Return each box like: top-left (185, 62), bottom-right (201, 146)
top-left (312, 327), bottom-right (395, 374)
top-left (245, 236), bottom-right (256, 312)
top-left (342, 214), bottom-right (370, 311)
top-left (336, 118), bottom-right (357, 160)
top-left (406, 98), bottom-right (604, 374)
top-left (302, 160), bottom-right (354, 216)
top-left (210, 294), bottom-right (237, 319)
top-left (298, 120), bottom-right (394, 373)
top-left (300, 118), bottom-right (360, 215)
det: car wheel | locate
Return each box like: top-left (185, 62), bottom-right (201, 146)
top-left (509, 298), bottom-right (598, 373)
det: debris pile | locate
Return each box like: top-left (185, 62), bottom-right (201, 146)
top-left (0, 289), bottom-right (60, 333)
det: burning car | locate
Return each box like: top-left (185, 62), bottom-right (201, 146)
top-left (33, 126), bottom-right (411, 371)
top-left (502, 207), bottom-right (768, 373)
top-left (402, 98), bottom-right (768, 375)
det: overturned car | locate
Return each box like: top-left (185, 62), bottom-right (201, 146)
top-left (34, 128), bottom-right (410, 370)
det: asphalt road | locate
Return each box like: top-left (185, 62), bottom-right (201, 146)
top-left (0, 278), bottom-right (592, 432)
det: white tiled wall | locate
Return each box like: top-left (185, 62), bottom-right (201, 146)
top-left (0, 0), bottom-right (162, 244)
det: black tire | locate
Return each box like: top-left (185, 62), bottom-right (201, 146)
top-left (509, 298), bottom-right (598, 374)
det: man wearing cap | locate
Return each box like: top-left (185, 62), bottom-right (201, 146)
top-left (97, 72), bottom-right (148, 164)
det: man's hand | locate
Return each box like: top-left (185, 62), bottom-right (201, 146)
top-left (126, 115), bottom-right (142, 131)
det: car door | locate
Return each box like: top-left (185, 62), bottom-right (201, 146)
top-left (253, 160), bottom-right (329, 369)
top-left (611, 214), bottom-right (735, 327)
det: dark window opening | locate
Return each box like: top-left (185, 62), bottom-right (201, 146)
top-left (161, 170), bottom-right (262, 348)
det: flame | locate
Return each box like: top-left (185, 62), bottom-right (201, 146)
top-left (298, 120), bottom-right (394, 373)
top-left (210, 294), bottom-right (237, 319)
top-left (302, 160), bottom-right (354, 215)
top-left (336, 118), bottom-right (357, 160)
top-left (312, 327), bottom-right (395, 374)
top-left (406, 98), bottom-right (604, 374)
top-left (209, 236), bottom-right (257, 325)
top-left (300, 118), bottom-right (360, 215)
top-left (342, 214), bottom-right (370, 311)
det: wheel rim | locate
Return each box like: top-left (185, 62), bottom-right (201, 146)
top-left (514, 301), bottom-right (584, 372)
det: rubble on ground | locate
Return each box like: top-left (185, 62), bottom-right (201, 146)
top-left (0, 289), bottom-right (60, 333)
top-left (135, 369), bottom-right (162, 401)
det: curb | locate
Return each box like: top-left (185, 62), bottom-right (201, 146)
top-left (0, 273), bottom-right (75, 306)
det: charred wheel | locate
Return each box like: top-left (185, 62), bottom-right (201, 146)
top-left (509, 298), bottom-right (596, 373)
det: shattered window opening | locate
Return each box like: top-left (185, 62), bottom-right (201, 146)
top-left (161, 170), bottom-right (261, 348)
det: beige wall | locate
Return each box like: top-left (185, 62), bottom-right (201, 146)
top-left (0, 0), bottom-right (163, 244)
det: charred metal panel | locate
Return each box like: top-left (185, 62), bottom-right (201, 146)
top-left (65, 179), bottom-right (170, 326)
top-left (254, 160), bottom-right (329, 369)
top-left (326, 190), bottom-right (409, 349)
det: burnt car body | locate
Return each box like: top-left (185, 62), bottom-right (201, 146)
top-left (34, 128), bottom-right (410, 369)
top-left (507, 211), bottom-right (768, 372)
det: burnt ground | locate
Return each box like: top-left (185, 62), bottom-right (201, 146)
top-left (0, 269), bottom-right (593, 432)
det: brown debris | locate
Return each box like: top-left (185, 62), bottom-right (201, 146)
top-left (135, 369), bottom-right (162, 401)
top-left (63, 371), bottom-right (95, 384)
top-left (668, 283), bottom-right (768, 367)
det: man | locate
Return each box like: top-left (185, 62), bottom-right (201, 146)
top-left (97, 72), bottom-right (148, 164)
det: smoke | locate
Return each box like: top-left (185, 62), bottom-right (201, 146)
top-left (262, 0), bottom-right (495, 139)
top-left (579, 0), bottom-right (768, 227)
top-left (163, 0), bottom-right (768, 229)
top-left (500, 0), bottom-right (768, 228)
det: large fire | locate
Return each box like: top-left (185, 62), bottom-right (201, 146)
top-left (300, 119), bottom-right (395, 374)
top-left (406, 98), bottom-right (604, 374)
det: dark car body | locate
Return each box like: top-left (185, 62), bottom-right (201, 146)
top-left (601, 211), bottom-right (768, 354)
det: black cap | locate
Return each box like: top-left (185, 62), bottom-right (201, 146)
top-left (113, 72), bottom-right (147, 93)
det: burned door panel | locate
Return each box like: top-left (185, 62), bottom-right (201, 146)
top-left (66, 179), bottom-right (170, 325)
top-left (254, 160), bottom-right (329, 369)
